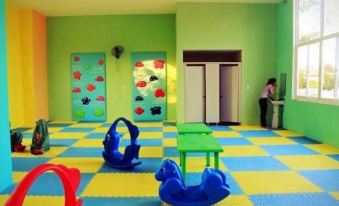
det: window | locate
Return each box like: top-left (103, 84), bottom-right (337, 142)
top-left (294, 0), bottom-right (339, 103)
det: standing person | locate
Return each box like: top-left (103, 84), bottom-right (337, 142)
top-left (259, 78), bottom-right (277, 127)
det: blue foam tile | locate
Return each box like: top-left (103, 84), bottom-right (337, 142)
top-left (163, 147), bottom-right (179, 157)
top-left (299, 170), bottom-right (339, 191)
top-left (217, 138), bottom-right (253, 146)
top-left (164, 132), bottom-right (178, 138)
top-left (222, 156), bottom-right (289, 171)
top-left (58, 148), bottom-right (103, 157)
top-left (0, 184), bottom-right (16, 194)
top-left (12, 157), bottom-right (51, 172)
top-left (60, 127), bottom-right (94, 133)
top-left (288, 136), bottom-right (321, 144)
top-left (260, 145), bottom-right (319, 155)
top-left (48, 123), bottom-right (73, 127)
top-left (139, 127), bottom-right (163, 132)
top-left (163, 147), bottom-right (206, 157)
top-left (239, 130), bottom-right (278, 137)
top-left (250, 193), bottom-right (339, 206)
top-left (329, 154), bottom-right (339, 161)
top-left (208, 125), bottom-right (231, 131)
top-left (50, 139), bottom-right (78, 147)
top-left (22, 132), bottom-right (33, 138)
top-left (99, 158), bottom-right (162, 173)
top-left (85, 132), bottom-right (106, 139)
top-left (82, 197), bottom-right (161, 206)
top-left (120, 139), bottom-right (162, 147)
top-left (164, 122), bottom-right (176, 126)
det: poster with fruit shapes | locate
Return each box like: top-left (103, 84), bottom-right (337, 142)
top-left (132, 52), bottom-right (166, 121)
top-left (71, 53), bottom-right (106, 121)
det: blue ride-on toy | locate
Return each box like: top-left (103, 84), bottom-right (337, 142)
top-left (102, 117), bottom-right (141, 169)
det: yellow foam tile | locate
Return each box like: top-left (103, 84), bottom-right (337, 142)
top-left (221, 146), bottom-right (268, 157)
top-left (248, 137), bottom-right (297, 145)
top-left (13, 171), bottom-right (28, 183)
top-left (213, 131), bottom-right (242, 138)
top-left (215, 195), bottom-right (253, 206)
top-left (273, 130), bottom-right (302, 137)
top-left (10, 195), bottom-right (65, 206)
top-left (330, 192), bottom-right (339, 200)
top-left (70, 123), bottom-right (103, 128)
top-left (48, 127), bottom-right (63, 133)
top-left (12, 147), bottom-right (68, 158)
top-left (232, 171), bottom-right (322, 194)
top-left (167, 157), bottom-right (228, 172)
top-left (276, 155), bottom-right (339, 170)
top-left (305, 144), bottom-right (339, 155)
top-left (73, 139), bottom-right (103, 147)
top-left (139, 147), bottom-right (163, 158)
top-left (82, 173), bottom-right (159, 197)
top-left (134, 122), bottom-right (163, 127)
top-left (163, 126), bottom-right (177, 132)
top-left (229, 125), bottom-right (266, 131)
top-left (50, 132), bottom-right (87, 139)
top-left (48, 157), bottom-right (103, 173)
top-left (163, 138), bottom-right (176, 147)
top-left (0, 195), bottom-right (9, 206)
top-left (23, 128), bottom-right (35, 133)
top-left (136, 132), bottom-right (163, 139)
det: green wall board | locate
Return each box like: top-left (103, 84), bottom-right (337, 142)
top-left (71, 53), bottom-right (106, 121)
top-left (176, 3), bottom-right (278, 123)
top-left (47, 14), bottom-right (176, 122)
top-left (277, 0), bottom-right (339, 147)
top-left (131, 52), bottom-right (167, 121)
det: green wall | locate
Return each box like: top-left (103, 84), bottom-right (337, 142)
top-left (176, 3), bottom-right (277, 123)
top-left (277, 0), bottom-right (339, 147)
top-left (47, 14), bottom-right (176, 122)
top-left (0, 0), bottom-right (13, 191)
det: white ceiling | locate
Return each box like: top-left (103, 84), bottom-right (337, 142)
top-left (10, 0), bottom-right (284, 16)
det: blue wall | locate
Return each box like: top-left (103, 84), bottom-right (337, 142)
top-left (0, 0), bottom-right (13, 191)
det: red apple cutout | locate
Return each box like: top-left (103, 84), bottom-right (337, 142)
top-left (136, 81), bottom-right (147, 87)
top-left (73, 71), bottom-right (81, 80)
top-left (155, 89), bottom-right (165, 98)
top-left (98, 59), bottom-right (104, 65)
top-left (86, 84), bottom-right (96, 92)
top-left (154, 59), bottom-right (165, 69)
top-left (135, 61), bottom-right (144, 68)
top-left (135, 107), bottom-right (144, 115)
top-left (73, 56), bottom-right (80, 62)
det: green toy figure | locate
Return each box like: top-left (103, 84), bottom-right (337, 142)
top-left (10, 130), bottom-right (26, 152)
top-left (30, 119), bottom-right (50, 155)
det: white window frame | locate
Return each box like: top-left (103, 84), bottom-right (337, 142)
top-left (293, 0), bottom-right (339, 105)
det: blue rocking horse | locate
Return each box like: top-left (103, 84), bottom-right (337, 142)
top-left (102, 117), bottom-right (141, 169)
top-left (155, 159), bottom-right (230, 206)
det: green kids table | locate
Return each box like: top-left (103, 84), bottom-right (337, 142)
top-left (177, 134), bottom-right (223, 178)
top-left (176, 123), bottom-right (213, 135)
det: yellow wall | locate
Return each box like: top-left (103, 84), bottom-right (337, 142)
top-left (6, 3), bottom-right (24, 128)
top-left (32, 11), bottom-right (48, 121)
top-left (6, 2), bottom-right (48, 128)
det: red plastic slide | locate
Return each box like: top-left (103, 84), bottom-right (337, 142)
top-left (5, 163), bottom-right (82, 206)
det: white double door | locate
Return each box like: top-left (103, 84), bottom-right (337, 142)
top-left (184, 63), bottom-right (240, 123)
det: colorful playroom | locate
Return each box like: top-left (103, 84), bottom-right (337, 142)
top-left (0, 0), bottom-right (339, 205)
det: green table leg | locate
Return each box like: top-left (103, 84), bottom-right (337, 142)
top-left (206, 152), bottom-right (210, 166)
top-left (214, 152), bottom-right (219, 169)
top-left (180, 152), bottom-right (186, 179)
